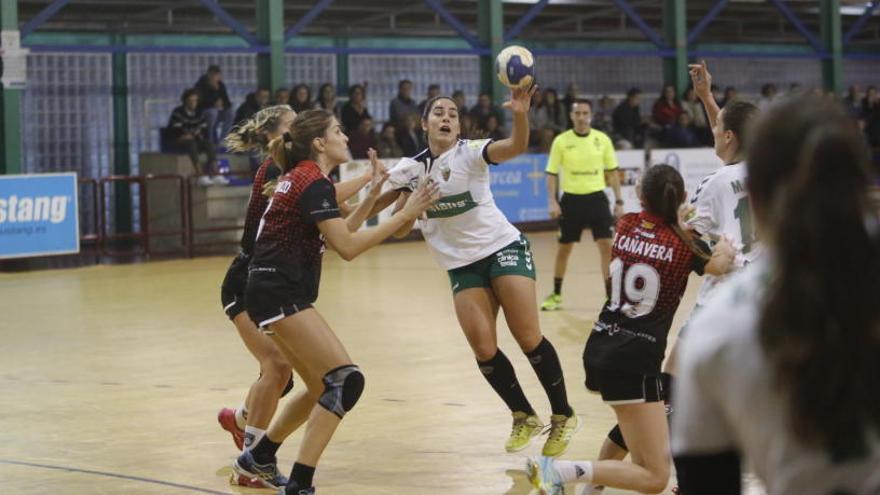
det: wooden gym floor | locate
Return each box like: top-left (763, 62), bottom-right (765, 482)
top-left (0, 232), bottom-right (702, 495)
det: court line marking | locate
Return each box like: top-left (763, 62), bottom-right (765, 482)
top-left (0, 459), bottom-right (232, 494)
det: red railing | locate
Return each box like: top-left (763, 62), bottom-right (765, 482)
top-left (78, 177), bottom-right (100, 248)
top-left (98, 175), bottom-right (148, 257)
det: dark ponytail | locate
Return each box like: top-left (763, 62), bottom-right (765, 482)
top-left (640, 164), bottom-right (709, 259)
top-left (748, 96), bottom-right (880, 451)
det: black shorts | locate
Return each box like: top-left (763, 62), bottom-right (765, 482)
top-left (585, 367), bottom-right (663, 405)
top-left (220, 252), bottom-right (250, 319)
top-left (558, 191), bottom-right (614, 243)
top-left (245, 268), bottom-right (313, 331)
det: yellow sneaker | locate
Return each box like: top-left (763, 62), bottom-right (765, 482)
top-left (542, 412), bottom-right (581, 457)
top-left (541, 293), bottom-right (562, 311)
top-left (505, 411), bottom-right (544, 453)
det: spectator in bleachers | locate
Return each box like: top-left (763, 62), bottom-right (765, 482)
top-left (665, 112), bottom-right (700, 148)
top-left (789, 82), bottom-right (803, 95)
top-left (341, 83), bottom-right (372, 134)
top-left (274, 87), bottom-right (290, 106)
top-left (389, 79), bottom-right (418, 127)
top-left (195, 64), bottom-right (234, 144)
top-left (613, 88), bottom-right (644, 149)
top-left (395, 113), bottom-right (424, 157)
top-left (452, 89), bottom-right (467, 114)
top-left (756, 83), bottom-right (778, 111)
top-left (290, 84), bottom-right (315, 113)
top-left (348, 117), bottom-right (378, 160)
top-left (863, 86), bottom-right (880, 148)
top-left (418, 84), bottom-right (442, 116)
top-left (168, 88), bottom-right (224, 186)
top-left (843, 85), bottom-right (863, 118)
top-left (459, 113), bottom-right (475, 140)
top-left (529, 89), bottom-right (549, 135)
top-left (317, 82), bottom-right (339, 118)
top-left (652, 84), bottom-right (682, 128)
top-left (234, 87), bottom-right (270, 125)
top-left (720, 86), bottom-right (738, 108)
top-left (591, 95), bottom-right (615, 135)
top-left (680, 86), bottom-right (710, 145)
top-left (562, 82), bottom-right (580, 127)
top-left (470, 92), bottom-right (505, 130)
top-left (377, 123), bottom-right (403, 158)
top-left (543, 88), bottom-right (567, 133)
top-left (484, 114), bottom-right (506, 141)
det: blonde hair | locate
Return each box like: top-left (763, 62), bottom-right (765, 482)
top-left (224, 104), bottom-right (294, 153)
top-left (268, 109), bottom-right (334, 173)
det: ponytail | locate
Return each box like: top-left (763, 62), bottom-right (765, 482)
top-left (641, 164), bottom-right (710, 260)
top-left (749, 96), bottom-right (880, 451)
top-left (224, 104), bottom-right (294, 154)
top-left (268, 109), bottom-right (334, 173)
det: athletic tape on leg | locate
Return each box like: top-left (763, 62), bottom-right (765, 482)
top-left (318, 365), bottom-right (364, 418)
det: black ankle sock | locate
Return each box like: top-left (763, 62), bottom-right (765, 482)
top-left (477, 349), bottom-right (535, 416)
top-left (553, 277), bottom-right (563, 295)
top-left (290, 462), bottom-right (315, 489)
top-left (250, 435), bottom-right (281, 465)
top-left (525, 337), bottom-right (573, 417)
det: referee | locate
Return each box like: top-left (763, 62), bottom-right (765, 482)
top-left (542, 98), bottom-right (623, 311)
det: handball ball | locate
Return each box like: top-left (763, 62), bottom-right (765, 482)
top-left (496, 45), bottom-right (535, 89)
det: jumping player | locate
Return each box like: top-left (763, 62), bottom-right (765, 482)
top-left (384, 87), bottom-right (581, 457)
top-left (527, 164), bottom-right (735, 494)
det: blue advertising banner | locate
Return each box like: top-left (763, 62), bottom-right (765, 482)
top-left (490, 153), bottom-right (550, 223)
top-left (0, 173), bottom-right (80, 259)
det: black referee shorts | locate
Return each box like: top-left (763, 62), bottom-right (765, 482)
top-left (558, 191), bottom-right (615, 243)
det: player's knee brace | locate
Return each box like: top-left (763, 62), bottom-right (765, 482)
top-left (318, 365), bottom-right (364, 418)
top-left (281, 372), bottom-right (295, 398)
top-left (608, 424), bottom-right (628, 451)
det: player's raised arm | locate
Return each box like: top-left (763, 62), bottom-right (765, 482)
top-left (689, 60), bottom-right (721, 132)
top-left (486, 85), bottom-right (537, 164)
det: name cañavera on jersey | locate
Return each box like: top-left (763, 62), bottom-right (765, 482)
top-left (614, 234), bottom-right (675, 262)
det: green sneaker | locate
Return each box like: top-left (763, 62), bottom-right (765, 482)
top-left (541, 293), bottom-right (562, 311)
top-left (505, 412), bottom-right (544, 453)
top-left (542, 412), bottom-right (581, 457)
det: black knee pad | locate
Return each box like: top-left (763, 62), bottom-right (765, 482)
top-left (318, 365), bottom-right (365, 418)
top-left (608, 424), bottom-right (628, 451)
top-left (281, 372), bottom-right (295, 398)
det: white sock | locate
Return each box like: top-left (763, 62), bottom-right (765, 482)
top-left (243, 426), bottom-right (266, 451)
top-left (234, 405), bottom-right (248, 430)
top-left (555, 460), bottom-right (594, 483)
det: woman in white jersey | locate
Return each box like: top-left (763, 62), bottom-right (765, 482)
top-left (673, 96), bottom-right (880, 495)
top-left (595, 61), bottom-right (761, 472)
top-left (385, 88), bottom-right (580, 457)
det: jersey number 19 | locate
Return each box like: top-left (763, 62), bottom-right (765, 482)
top-left (608, 258), bottom-right (660, 318)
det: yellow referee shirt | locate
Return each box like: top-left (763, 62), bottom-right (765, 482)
top-left (545, 129), bottom-right (618, 195)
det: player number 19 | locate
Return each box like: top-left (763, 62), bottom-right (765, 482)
top-left (608, 258), bottom-right (661, 318)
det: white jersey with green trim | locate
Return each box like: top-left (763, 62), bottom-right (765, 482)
top-left (388, 139), bottom-right (521, 270)
top-left (687, 162), bottom-right (762, 306)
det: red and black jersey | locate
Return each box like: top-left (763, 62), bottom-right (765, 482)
top-left (240, 158), bottom-right (281, 255)
top-left (249, 161), bottom-right (340, 304)
top-left (586, 211), bottom-right (709, 375)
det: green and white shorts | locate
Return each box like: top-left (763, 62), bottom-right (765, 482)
top-left (447, 235), bottom-right (536, 294)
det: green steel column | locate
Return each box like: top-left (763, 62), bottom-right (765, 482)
top-left (820, 0), bottom-right (842, 95)
top-left (335, 37), bottom-right (349, 92)
top-left (0, 0), bottom-right (22, 175)
top-left (257, 0), bottom-right (285, 91)
top-left (478, 0), bottom-right (504, 103)
top-left (663, 0), bottom-right (688, 94)
top-left (111, 34), bottom-right (131, 233)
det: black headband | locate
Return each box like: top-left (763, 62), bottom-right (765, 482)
top-left (283, 132), bottom-right (293, 143)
